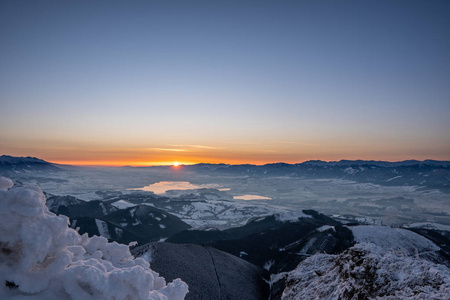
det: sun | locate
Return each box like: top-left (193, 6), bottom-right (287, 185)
top-left (173, 162), bottom-right (180, 167)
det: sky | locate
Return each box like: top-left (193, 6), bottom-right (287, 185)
top-left (1, 0), bottom-right (449, 166)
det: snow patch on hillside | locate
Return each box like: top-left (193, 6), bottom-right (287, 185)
top-left (275, 211), bottom-right (312, 222)
top-left (350, 225), bottom-right (440, 254)
top-left (344, 167), bottom-right (358, 175)
top-left (386, 175), bottom-right (402, 182)
top-left (169, 199), bottom-right (280, 229)
top-left (0, 179), bottom-right (188, 300)
top-left (316, 225), bottom-right (335, 232)
top-left (112, 200), bottom-right (136, 209)
top-left (404, 222), bottom-right (450, 233)
top-left (95, 219), bottom-right (111, 239)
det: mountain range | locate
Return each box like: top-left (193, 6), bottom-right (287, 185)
top-left (182, 160), bottom-right (450, 192)
top-left (0, 155), bottom-right (61, 172)
top-left (2, 155), bottom-right (449, 192)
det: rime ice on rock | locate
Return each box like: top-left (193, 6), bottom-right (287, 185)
top-left (279, 243), bottom-right (450, 299)
top-left (0, 179), bottom-right (188, 300)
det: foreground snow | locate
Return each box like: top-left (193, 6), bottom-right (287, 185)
top-left (277, 243), bottom-right (450, 299)
top-left (0, 177), bottom-right (188, 300)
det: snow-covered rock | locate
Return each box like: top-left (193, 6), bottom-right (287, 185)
top-left (0, 179), bottom-right (188, 300)
top-left (279, 243), bottom-right (450, 299)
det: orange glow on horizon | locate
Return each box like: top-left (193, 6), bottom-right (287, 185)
top-left (49, 158), bottom-right (289, 167)
top-left (51, 160), bottom-right (195, 167)
top-left (46, 153), bottom-right (447, 167)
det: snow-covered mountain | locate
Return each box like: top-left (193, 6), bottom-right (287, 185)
top-left (46, 194), bottom-right (118, 218)
top-left (275, 243), bottom-right (450, 299)
top-left (167, 210), bottom-right (354, 273)
top-left (0, 155), bottom-right (61, 173)
top-left (269, 224), bottom-right (450, 299)
top-left (100, 205), bottom-right (191, 244)
top-left (45, 194), bottom-right (191, 246)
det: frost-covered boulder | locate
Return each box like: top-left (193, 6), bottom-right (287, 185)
top-left (0, 177), bottom-right (188, 300)
top-left (277, 243), bottom-right (450, 299)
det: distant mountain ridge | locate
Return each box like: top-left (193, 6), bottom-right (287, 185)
top-left (185, 159), bottom-right (450, 193)
top-left (0, 155), bottom-right (61, 173)
top-left (2, 155), bottom-right (449, 169)
top-left (2, 155), bottom-right (449, 192)
top-left (190, 159), bottom-right (450, 168)
top-left (300, 159), bottom-right (450, 167)
top-left (0, 155), bottom-right (51, 165)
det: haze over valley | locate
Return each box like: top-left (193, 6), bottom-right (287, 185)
top-left (3, 156), bottom-right (449, 229)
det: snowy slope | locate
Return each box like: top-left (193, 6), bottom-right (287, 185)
top-left (349, 225), bottom-right (440, 254)
top-left (133, 242), bottom-right (269, 300)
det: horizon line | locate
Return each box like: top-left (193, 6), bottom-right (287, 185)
top-left (2, 154), bottom-right (449, 168)
top-left (49, 158), bottom-right (449, 168)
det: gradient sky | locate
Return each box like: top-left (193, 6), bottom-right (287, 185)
top-left (1, 0), bottom-right (449, 165)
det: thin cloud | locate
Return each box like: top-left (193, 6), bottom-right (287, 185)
top-left (84, 147), bottom-right (188, 153)
top-left (223, 142), bottom-right (261, 145)
top-left (276, 141), bottom-right (321, 147)
top-left (151, 148), bottom-right (187, 152)
top-left (277, 141), bottom-right (301, 144)
top-left (190, 145), bottom-right (220, 150)
top-left (259, 149), bottom-right (278, 153)
top-left (169, 144), bottom-right (220, 150)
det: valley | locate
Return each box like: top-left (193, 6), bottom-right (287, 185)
top-left (1, 156), bottom-right (450, 299)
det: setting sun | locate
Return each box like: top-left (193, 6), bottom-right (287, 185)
top-left (173, 162), bottom-right (180, 167)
